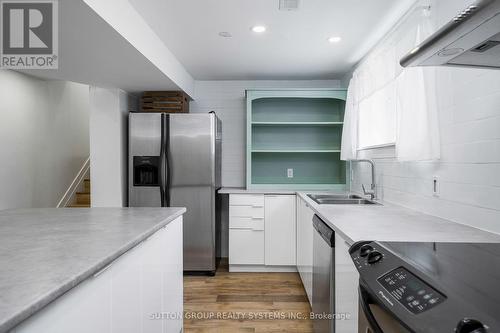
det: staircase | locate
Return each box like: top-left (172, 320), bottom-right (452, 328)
top-left (69, 179), bottom-right (91, 208)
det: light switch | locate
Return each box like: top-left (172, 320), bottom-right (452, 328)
top-left (287, 168), bottom-right (294, 178)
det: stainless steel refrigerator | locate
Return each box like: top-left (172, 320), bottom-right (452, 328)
top-left (129, 112), bottom-right (222, 274)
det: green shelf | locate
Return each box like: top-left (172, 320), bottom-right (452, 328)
top-left (252, 124), bottom-right (342, 151)
top-left (251, 150), bottom-right (341, 153)
top-left (252, 121), bottom-right (343, 126)
top-left (246, 90), bottom-right (348, 190)
top-left (251, 97), bottom-right (345, 123)
top-left (251, 152), bottom-right (346, 185)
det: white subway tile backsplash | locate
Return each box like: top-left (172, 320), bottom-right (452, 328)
top-left (442, 141), bottom-right (500, 164)
top-left (440, 182), bottom-right (500, 211)
top-left (441, 116), bottom-right (500, 145)
top-left (453, 71), bottom-right (500, 103)
top-left (381, 186), bottom-right (500, 233)
top-left (354, 152), bottom-right (500, 234)
top-left (437, 163), bottom-right (500, 187)
top-left (452, 90), bottom-right (500, 123)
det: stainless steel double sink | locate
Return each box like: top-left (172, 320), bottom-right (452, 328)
top-left (307, 194), bottom-right (381, 205)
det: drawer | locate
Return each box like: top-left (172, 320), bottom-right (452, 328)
top-left (230, 194), bottom-right (264, 207)
top-left (229, 205), bottom-right (264, 218)
top-left (229, 229), bottom-right (265, 265)
top-left (229, 216), bottom-right (265, 230)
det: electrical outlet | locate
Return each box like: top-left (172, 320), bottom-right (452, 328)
top-left (287, 168), bottom-right (294, 178)
top-left (432, 176), bottom-right (440, 197)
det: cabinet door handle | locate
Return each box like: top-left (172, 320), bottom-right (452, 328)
top-left (232, 227), bottom-right (261, 231)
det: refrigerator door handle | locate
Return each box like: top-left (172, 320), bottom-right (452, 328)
top-left (165, 114), bottom-right (171, 206)
top-left (159, 113), bottom-right (166, 207)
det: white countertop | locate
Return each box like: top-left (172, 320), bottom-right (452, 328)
top-left (296, 192), bottom-right (500, 245)
top-left (219, 187), bottom-right (500, 245)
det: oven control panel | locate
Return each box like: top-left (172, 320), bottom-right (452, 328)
top-left (378, 267), bottom-right (446, 314)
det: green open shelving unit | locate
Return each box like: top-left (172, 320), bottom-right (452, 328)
top-left (246, 89), bottom-right (348, 190)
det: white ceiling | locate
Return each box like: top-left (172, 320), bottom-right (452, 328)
top-left (130, 0), bottom-right (416, 80)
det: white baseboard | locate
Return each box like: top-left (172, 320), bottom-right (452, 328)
top-left (57, 157), bottom-right (90, 208)
top-left (229, 264), bottom-right (297, 273)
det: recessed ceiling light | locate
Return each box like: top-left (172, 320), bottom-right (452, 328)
top-left (328, 36), bottom-right (342, 43)
top-left (218, 31), bottom-right (232, 38)
top-left (251, 25), bottom-right (267, 33)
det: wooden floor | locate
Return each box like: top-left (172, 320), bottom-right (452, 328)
top-left (184, 260), bottom-right (313, 333)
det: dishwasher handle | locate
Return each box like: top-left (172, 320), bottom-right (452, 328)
top-left (313, 214), bottom-right (335, 247)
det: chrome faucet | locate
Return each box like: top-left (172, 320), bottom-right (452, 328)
top-left (349, 159), bottom-right (377, 200)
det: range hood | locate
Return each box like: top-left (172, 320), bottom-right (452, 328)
top-left (400, 0), bottom-right (500, 69)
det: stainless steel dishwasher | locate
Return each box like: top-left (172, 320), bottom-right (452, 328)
top-left (312, 214), bottom-right (335, 333)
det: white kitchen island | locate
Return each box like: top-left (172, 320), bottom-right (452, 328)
top-left (0, 208), bottom-right (185, 333)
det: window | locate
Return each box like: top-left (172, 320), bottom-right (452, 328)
top-left (358, 82), bottom-right (397, 149)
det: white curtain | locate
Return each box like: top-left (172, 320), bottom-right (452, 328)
top-left (341, 3), bottom-right (440, 162)
top-left (340, 73), bottom-right (358, 160)
top-left (395, 16), bottom-right (440, 161)
top-left (358, 81), bottom-right (397, 149)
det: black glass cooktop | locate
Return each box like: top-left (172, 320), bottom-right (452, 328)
top-left (381, 242), bottom-right (500, 324)
top-left (352, 241), bottom-right (500, 332)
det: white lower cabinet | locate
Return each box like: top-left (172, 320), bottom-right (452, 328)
top-left (228, 194), bottom-right (296, 271)
top-left (296, 196), bottom-right (314, 305)
top-left (229, 229), bottom-right (265, 264)
top-left (265, 195), bottom-right (296, 266)
top-left (111, 238), bottom-right (144, 333)
top-left (334, 233), bottom-right (359, 333)
top-left (229, 194), bottom-right (265, 266)
top-left (13, 263), bottom-right (113, 333)
top-left (13, 217), bottom-right (184, 333)
top-left (160, 217), bottom-right (184, 333)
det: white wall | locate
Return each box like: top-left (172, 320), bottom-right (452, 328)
top-left (191, 80), bottom-right (341, 257)
top-left (350, 0), bottom-right (500, 235)
top-left (89, 87), bottom-right (130, 207)
top-left (0, 70), bottom-right (90, 209)
top-left (191, 80), bottom-right (342, 187)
